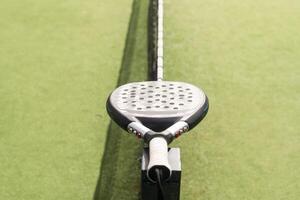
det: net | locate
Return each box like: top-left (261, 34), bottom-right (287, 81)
top-left (148, 0), bottom-right (163, 81)
top-left (148, 0), bottom-right (158, 80)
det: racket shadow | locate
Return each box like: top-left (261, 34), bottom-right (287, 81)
top-left (93, 0), bottom-right (150, 199)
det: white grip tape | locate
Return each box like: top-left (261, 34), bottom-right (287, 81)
top-left (147, 137), bottom-right (171, 181)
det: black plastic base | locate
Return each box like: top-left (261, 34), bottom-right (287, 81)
top-left (141, 148), bottom-right (181, 200)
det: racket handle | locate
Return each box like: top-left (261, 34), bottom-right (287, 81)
top-left (147, 137), bottom-right (172, 182)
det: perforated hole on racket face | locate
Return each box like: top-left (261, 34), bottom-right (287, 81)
top-left (109, 81), bottom-right (206, 119)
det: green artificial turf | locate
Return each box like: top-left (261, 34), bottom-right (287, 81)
top-left (164, 0), bottom-right (300, 199)
top-left (0, 0), bottom-right (133, 199)
top-left (1, 0), bottom-right (299, 200)
top-left (94, 0), bottom-right (149, 199)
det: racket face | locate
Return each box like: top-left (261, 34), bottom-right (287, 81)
top-left (110, 81), bottom-right (206, 118)
top-left (107, 81), bottom-right (208, 132)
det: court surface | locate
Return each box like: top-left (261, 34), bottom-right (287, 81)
top-left (0, 0), bottom-right (299, 199)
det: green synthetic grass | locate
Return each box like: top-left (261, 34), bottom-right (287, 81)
top-left (164, 0), bottom-right (300, 199)
top-left (0, 0), bottom-right (133, 199)
top-left (94, 0), bottom-right (149, 199)
top-left (1, 0), bottom-right (299, 200)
